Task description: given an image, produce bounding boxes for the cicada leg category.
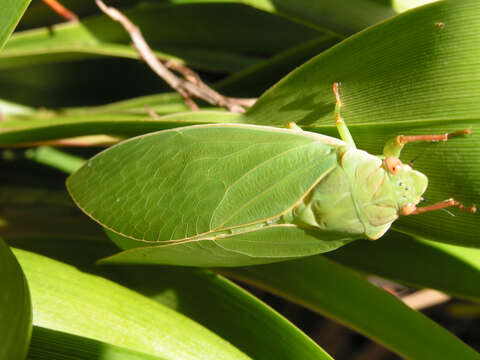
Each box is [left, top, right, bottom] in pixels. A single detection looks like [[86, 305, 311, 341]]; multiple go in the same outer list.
[[333, 82, 356, 148], [286, 122, 303, 131], [42, 0, 78, 20], [402, 198, 477, 215], [383, 129, 472, 158]]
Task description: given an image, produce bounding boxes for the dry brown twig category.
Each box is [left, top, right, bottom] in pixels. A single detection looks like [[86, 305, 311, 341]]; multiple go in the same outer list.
[[4, 135, 122, 148], [96, 0, 257, 113], [401, 289, 451, 311], [368, 276, 451, 310], [42, 0, 78, 21]]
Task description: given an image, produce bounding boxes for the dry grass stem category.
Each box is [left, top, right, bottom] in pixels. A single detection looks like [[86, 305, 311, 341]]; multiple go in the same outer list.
[[401, 289, 451, 310], [5, 135, 121, 148], [96, 0, 257, 113]]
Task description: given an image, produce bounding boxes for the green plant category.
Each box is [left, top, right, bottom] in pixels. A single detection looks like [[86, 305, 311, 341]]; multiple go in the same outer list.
[[1, 0, 480, 359]]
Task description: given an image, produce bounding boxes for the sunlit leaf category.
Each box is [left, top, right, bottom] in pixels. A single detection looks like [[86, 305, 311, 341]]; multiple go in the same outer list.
[[28, 326, 168, 360], [2, 3, 321, 72], [0, 238, 31, 360], [220, 256, 480, 360], [13, 248, 250, 360], [0, 0, 31, 49]]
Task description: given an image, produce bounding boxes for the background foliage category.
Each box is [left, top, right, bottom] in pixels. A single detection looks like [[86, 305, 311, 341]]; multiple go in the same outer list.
[[1, 0, 480, 359]]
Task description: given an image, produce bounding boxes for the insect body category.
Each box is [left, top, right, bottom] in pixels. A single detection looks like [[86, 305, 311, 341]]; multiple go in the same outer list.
[[288, 83, 475, 240], [67, 83, 476, 266], [290, 144, 427, 240]]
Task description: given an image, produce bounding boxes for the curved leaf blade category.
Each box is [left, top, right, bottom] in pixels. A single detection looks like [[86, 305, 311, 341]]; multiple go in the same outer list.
[[0, 0, 31, 49], [2, 3, 321, 72], [168, 0, 396, 35], [4, 191, 333, 360], [246, 0, 480, 127], [220, 256, 480, 360], [29, 326, 168, 360], [0, 111, 244, 145], [13, 248, 250, 360], [111, 266, 334, 360], [8, 233, 333, 360], [0, 238, 31, 360], [327, 231, 480, 302]]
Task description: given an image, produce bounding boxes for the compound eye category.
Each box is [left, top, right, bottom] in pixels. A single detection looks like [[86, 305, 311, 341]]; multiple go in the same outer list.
[[385, 157, 402, 174], [401, 203, 416, 215]]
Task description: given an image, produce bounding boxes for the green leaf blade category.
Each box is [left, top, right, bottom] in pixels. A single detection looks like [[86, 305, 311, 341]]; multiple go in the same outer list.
[[0, 238, 32, 360], [14, 248, 250, 360], [29, 326, 169, 360], [7, 231, 333, 360], [327, 232, 480, 302], [0, 0, 31, 49], [1, 3, 321, 72], [168, 0, 396, 35], [246, 1, 480, 127], [131, 267, 334, 360], [221, 256, 480, 360], [0, 111, 245, 145]]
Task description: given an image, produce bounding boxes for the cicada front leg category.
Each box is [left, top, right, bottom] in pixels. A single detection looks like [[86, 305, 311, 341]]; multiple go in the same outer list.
[[286, 122, 303, 131], [332, 82, 356, 148]]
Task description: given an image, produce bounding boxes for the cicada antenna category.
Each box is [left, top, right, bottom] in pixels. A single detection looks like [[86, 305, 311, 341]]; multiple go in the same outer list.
[[409, 153, 424, 167]]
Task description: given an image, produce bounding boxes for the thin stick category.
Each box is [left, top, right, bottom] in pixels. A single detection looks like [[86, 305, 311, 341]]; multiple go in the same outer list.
[[5, 135, 121, 148], [145, 106, 160, 119], [42, 0, 78, 21], [401, 289, 451, 310], [96, 0, 256, 113]]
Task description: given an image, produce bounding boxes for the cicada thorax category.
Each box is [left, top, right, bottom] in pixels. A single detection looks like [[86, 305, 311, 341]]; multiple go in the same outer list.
[[341, 149, 400, 239], [292, 147, 401, 240]]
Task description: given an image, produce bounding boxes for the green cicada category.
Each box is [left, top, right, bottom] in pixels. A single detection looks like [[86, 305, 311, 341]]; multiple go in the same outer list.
[[67, 83, 476, 267]]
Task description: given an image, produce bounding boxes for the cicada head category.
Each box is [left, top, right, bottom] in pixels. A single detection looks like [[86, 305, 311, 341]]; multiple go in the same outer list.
[[384, 157, 428, 214]]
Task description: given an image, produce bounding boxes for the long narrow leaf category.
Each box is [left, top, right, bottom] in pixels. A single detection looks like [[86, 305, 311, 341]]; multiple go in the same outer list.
[[7, 232, 333, 359], [0, 111, 244, 144], [220, 256, 480, 360], [2, 3, 321, 72], [28, 326, 168, 360], [2, 180, 333, 360], [13, 248, 250, 360], [104, 265, 334, 360], [0, 238, 31, 360], [168, 0, 396, 35], [327, 232, 480, 302], [0, 0, 32, 49], [217, 35, 341, 97]]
